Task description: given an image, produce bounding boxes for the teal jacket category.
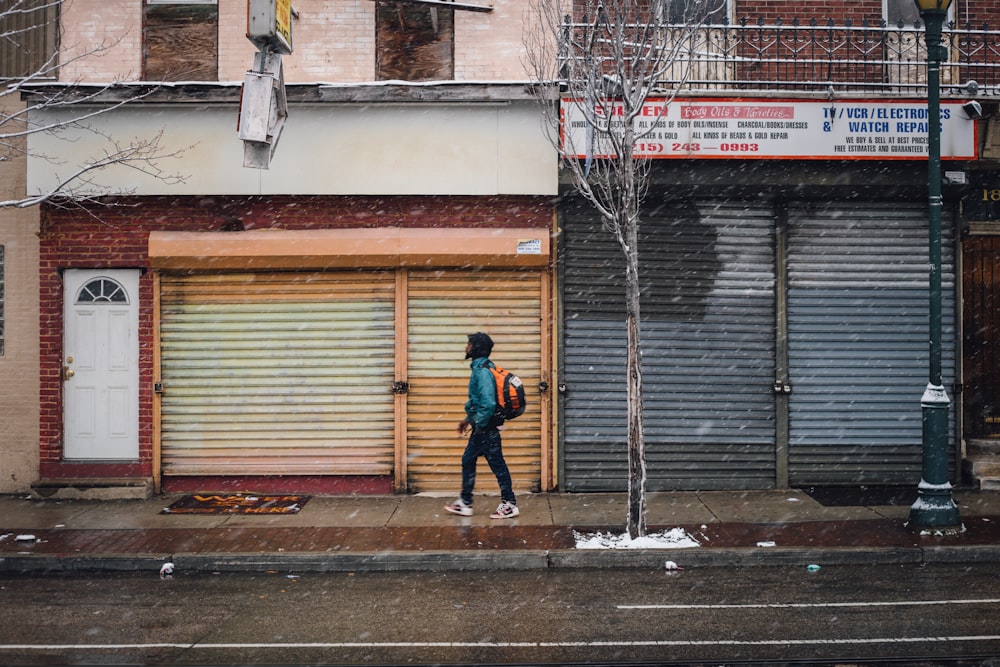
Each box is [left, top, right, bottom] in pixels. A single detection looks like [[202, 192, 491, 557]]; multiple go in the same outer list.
[[465, 357, 498, 431]]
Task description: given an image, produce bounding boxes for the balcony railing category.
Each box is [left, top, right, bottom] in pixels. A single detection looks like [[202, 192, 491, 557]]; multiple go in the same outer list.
[[561, 18, 1000, 98]]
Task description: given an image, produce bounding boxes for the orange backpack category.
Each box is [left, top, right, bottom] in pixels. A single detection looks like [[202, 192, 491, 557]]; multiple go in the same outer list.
[[488, 363, 526, 422]]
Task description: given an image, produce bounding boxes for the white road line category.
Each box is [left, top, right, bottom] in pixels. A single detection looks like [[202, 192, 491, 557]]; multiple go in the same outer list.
[[2, 636, 1000, 650], [618, 598, 1000, 610]]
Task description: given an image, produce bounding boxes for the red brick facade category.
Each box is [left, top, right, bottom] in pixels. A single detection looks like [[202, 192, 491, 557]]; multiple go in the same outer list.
[[735, 1, 882, 24], [733, 0, 1000, 25], [38, 195, 553, 481]]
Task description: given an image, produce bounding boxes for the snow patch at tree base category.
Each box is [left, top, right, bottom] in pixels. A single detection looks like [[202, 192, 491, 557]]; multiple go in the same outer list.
[[573, 528, 701, 549]]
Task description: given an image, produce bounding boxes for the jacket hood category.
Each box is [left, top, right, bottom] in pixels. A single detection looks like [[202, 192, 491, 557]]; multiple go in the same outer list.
[[466, 332, 494, 359]]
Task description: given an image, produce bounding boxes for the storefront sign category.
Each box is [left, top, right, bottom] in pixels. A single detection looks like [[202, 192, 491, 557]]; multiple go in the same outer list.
[[561, 98, 978, 160]]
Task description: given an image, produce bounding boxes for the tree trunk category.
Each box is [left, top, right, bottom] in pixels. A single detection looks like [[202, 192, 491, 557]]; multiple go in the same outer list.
[[624, 215, 646, 539]]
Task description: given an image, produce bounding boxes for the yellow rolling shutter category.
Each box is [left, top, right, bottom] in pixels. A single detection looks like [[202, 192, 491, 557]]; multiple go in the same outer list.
[[405, 270, 543, 493], [159, 272, 396, 476]]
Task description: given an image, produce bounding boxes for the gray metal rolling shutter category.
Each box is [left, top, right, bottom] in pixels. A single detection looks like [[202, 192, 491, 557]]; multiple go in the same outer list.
[[405, 270, 544, 493], [786, 202, 957, 484], [561, 200, 777, 491], [159, 272, 396, 476]]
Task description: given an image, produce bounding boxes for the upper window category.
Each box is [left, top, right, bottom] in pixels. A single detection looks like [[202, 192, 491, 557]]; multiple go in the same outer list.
[[143, 0, 218, 80], [886, 0, 920, 24], [0, 0, 59, 80], [885, 0, 953, 25], [376, 1, 454, 81], [659, 0, 730, 24], [76, 278, 129, 304]]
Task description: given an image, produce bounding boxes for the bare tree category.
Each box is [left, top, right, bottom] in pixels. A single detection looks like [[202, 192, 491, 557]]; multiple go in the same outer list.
[[1, 0, 185, 209], [525, 0, 719, 538]]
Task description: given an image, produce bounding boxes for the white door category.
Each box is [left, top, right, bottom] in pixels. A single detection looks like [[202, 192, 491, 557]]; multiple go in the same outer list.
[[63, 269, 140, 459]]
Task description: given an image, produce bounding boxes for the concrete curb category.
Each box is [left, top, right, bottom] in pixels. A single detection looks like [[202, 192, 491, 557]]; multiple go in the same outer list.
[[0, 551, 553, 575], [921, 544, 1000, 563], [172, 550, 553, 572], [4, 544, 997, 574], [0, 554, 171, 574], [545, 546, 926, 569]]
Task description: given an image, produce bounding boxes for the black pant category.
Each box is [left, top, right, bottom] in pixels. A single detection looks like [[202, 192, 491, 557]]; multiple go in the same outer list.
[[460, 427, 515, 506]]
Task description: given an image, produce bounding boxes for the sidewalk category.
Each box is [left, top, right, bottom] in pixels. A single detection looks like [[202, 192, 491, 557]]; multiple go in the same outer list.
[[1, 489, 998, 574]]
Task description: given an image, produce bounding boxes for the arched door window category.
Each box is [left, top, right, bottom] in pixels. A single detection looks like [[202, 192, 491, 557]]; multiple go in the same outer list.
[[75, 277, 129, 304]]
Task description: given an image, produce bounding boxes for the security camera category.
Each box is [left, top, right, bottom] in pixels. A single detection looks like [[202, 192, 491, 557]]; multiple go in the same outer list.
[[962, 100, 983, 120]]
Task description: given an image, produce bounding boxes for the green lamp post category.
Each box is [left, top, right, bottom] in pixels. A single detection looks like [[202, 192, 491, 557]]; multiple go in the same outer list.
[[908, 0, 962, 532]]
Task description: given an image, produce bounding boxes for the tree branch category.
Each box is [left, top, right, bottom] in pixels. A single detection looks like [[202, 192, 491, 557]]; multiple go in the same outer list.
[[1, 1, 189, 209]]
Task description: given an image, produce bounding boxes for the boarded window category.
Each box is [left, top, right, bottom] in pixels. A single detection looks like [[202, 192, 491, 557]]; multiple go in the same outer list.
[[376, 1, 454, 81], [0, 0, 59, 80], [144, 1, 218, 81]]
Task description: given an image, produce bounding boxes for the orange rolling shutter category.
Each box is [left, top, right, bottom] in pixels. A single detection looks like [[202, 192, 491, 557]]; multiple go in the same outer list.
[[405, 270, 544, 493], [159, 272, 396, 476]]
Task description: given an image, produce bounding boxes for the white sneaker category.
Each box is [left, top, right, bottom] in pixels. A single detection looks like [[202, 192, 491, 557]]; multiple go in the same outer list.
[[444, 498, 473, 516], [490, 501, 519, 519]]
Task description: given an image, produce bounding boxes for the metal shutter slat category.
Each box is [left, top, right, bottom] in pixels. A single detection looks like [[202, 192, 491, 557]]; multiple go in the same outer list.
[[406, 270, 543, 493], [160, 272, 396, 476], [786, 203, 957, 484], [562, 201, 777, 491]]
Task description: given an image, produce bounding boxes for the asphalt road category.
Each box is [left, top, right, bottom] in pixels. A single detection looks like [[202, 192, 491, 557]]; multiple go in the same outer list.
[[1, 564, 999, 666]]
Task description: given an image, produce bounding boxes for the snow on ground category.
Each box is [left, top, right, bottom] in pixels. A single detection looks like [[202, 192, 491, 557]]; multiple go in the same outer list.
[[574, 527, 700, 549]]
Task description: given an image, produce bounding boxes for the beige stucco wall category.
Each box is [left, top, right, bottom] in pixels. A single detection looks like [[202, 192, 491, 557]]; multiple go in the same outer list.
[[0, 96, 40, 494], [27, 100, 558, 197]]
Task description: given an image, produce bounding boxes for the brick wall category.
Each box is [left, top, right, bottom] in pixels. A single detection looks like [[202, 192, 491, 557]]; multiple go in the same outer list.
[[58, 0, 141, 82], [38, 195, 552, 478], [218, 0, 378, 83], [455, 1, 532, 80], [961, 1, 1000, 26], [63, 0, 528, 84], [56, 1, 1000, 85], [734, 1, 883, 24], [734, 0, 1000, 25]]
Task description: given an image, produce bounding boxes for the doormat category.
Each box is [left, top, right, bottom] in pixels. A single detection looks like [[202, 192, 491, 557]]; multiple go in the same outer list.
[[161, 494, 311, 515], [803, 486, 917, 507]]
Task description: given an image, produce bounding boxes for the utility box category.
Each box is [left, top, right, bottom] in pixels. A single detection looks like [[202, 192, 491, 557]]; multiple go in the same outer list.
[[247, 0, 293, 54]]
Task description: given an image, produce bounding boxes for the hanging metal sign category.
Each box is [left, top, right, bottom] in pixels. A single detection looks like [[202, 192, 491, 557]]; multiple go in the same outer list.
[[246, 0, 293, 54], [238, 51, 288, 169]]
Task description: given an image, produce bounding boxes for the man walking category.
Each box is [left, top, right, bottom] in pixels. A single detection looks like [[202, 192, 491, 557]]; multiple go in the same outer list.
[[444, 332, 519, 519]]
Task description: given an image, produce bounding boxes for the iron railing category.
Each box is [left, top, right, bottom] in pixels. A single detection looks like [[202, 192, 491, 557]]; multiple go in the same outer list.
[[561, 18, 1000, 98]]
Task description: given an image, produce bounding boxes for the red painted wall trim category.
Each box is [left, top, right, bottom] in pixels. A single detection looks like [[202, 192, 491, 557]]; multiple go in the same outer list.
[[160, 476, 395, 496]]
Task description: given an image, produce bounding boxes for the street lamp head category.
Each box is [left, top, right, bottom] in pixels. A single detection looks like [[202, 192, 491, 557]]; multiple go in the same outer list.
[[914, 0, 952, 58], [913, 0, 952, 12], [962, 100, 983, 119]]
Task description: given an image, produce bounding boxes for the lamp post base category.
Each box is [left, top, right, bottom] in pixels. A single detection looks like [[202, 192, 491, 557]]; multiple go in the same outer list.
[[908, 482, 962, 533], [908, 388, 962, 533]]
